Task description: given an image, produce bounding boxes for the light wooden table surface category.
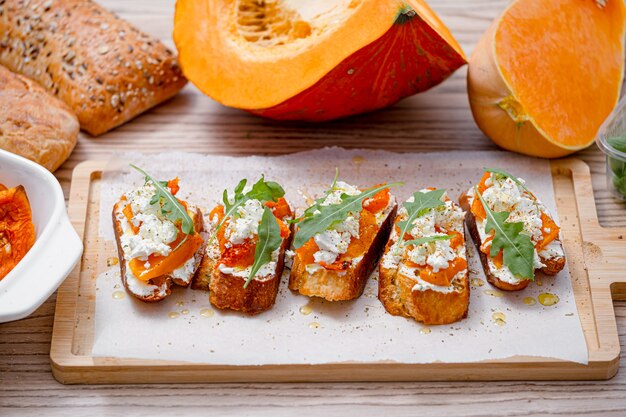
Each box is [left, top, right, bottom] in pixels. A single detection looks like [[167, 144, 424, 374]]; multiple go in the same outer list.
[[1, 1, 626, 416]]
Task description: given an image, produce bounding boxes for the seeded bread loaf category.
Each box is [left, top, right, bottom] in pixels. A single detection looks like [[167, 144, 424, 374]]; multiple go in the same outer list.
[[0, 0, 187, 136], [0, 64, 78, 171]]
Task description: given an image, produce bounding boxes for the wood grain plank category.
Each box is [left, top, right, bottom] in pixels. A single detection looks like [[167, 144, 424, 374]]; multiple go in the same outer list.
[[1, 0, 625, 414]]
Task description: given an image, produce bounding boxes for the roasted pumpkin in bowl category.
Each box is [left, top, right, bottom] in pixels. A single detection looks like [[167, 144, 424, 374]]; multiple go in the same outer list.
[[0, 149, 82, 323], [0, 184, 36, 281]]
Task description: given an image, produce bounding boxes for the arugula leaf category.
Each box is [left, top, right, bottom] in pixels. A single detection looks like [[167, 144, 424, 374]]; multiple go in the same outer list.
[[223, 179, 247, 212], [244, 207, 283, 288], [130, 165, 195, 235], [247, 176, 285, 203], [396, 189, 446, 245], [476, 188, 535, 280], [289, 168, 341, 224], [330, 168, 340, 189], [210, 176, 284, 245], [608, 135, 626, 153], [293, 182, 402, 249], [404, 234, 452, 247]]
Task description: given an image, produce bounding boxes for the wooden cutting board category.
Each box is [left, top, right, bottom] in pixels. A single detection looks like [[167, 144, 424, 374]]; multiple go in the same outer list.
[[50, 158, 626, 384]]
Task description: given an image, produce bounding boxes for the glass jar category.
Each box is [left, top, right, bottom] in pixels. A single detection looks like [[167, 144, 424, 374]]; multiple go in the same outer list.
[[596, 96, 626, 201]]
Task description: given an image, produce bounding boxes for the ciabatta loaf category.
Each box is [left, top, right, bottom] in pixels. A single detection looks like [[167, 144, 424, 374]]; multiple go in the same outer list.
[[193, 192, 294, 315], [379, 190, 469, 325], [0, 64, 78, 171], [459, 171, 566, 291], [289, 181, 397, 301], [113, 177, 205, 302], [0, 0, 187, 136]]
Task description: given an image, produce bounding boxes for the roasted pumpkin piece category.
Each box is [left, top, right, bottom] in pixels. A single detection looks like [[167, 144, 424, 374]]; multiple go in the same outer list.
[[0, 185, 36, 280]]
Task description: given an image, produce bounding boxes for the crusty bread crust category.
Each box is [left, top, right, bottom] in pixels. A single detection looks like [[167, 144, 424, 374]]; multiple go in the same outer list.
[[112, 202, 204, 302], [0, 0, 187, 136], [0, 65, 78, 172], [542, 256, 566, 276], [289, 205, 397, 301], [379, 265, 469, 325], [459, 191, 565, 291], [192, 226, 293, 315]]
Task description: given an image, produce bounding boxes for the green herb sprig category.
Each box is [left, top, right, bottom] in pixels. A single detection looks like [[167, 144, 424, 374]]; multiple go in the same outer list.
[[244, 207, 283, 288], [210, 176, 285, 245], [292, 180, 402, 249], [211, 176, 286, 288], [476, 187, 535, 280], [404, 234, 452, 247], [130, 165, 195, 235], [396, 189, 446, 246], [607, 136, 626, 197]]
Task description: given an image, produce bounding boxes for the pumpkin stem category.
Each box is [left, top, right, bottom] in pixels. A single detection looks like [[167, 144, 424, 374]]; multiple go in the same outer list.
[[395, 7, 416, 25]]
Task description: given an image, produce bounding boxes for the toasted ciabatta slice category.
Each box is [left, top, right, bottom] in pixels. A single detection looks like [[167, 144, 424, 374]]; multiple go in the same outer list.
[[379, 189, 469, 325], [289, 181, 397, 301], [192, 178, 293, 315], [112, 173, 205, 302], [459, 170, 566, 291]]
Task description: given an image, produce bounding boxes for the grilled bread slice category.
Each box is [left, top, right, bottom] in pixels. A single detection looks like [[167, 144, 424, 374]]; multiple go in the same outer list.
[[289, 181, 397, 301], [192, 195, 294, 315], [112, 177, 205, 302], [459, 171, 566, 291], [379, 190, 469, 325]]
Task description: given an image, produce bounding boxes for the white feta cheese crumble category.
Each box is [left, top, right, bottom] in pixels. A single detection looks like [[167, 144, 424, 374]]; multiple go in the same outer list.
[[314, 228, 351, 253], [313, 250, 339, 265], [224, 198, 264, 245], [118, 182, 180, 261], [307, 181, 365, 267], [539, 240, 565, 260], [382, 190, 467, 293], [470, 172, 564, 282], [320, 181, 361, 207]]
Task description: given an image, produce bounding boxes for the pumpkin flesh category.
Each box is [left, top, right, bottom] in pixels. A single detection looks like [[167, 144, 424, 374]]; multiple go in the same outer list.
[[468, 0, 626, 158], [0, 185, 36, 280], [174, 0, 466, 119]]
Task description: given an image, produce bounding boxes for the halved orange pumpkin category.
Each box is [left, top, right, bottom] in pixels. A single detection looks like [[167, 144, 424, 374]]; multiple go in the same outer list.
[[174, 0, 466, 121], [468, 0, 626, 158]]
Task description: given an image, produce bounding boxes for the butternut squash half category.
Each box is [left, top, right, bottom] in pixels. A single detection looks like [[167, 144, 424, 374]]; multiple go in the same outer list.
[[468, 0, 626, 158], [174, 0, 466, 121]]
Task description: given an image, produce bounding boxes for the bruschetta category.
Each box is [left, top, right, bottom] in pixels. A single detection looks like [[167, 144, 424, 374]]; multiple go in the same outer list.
[[112, 167, 205, 302], [289, 179, 398, 301], [192, 177, 293, 315], [379, 189, 469, 325], [459, 170, 566, 291]]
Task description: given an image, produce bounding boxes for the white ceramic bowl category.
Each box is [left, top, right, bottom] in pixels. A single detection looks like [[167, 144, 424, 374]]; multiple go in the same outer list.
[[0, 150, 82, 323]]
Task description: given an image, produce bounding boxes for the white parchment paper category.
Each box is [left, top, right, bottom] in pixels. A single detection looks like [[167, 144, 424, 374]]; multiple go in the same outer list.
[[92, 148, 588, 364]]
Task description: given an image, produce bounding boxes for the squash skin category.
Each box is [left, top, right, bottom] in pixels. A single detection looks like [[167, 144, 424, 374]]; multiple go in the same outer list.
[[0, 185, 36, 281], [251, 12, 467, 121], [468, 0, 626, 158], [174, 0, 466, 120]]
